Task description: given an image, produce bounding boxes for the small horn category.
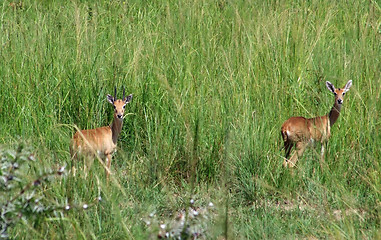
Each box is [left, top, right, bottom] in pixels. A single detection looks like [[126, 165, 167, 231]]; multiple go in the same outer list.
[[114, 87, 117, 101], [123, 87, 125, 101]]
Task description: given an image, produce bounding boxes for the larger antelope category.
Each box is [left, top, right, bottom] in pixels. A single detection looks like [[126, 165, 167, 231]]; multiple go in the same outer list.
[[70, 87, 133, 179], [281, 80, 352, 167]]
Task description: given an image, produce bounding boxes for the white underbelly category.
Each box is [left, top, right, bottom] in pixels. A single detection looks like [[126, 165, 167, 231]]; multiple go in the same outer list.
[[308, 138, 316, 147], [76, 146, 115, 159]]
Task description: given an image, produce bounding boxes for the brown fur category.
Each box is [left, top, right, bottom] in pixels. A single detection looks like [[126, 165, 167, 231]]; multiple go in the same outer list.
[[281, 80, 352, 167], [71, 91, 132, 180]]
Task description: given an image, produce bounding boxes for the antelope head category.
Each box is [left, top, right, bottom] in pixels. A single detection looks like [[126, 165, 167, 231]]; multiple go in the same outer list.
[[326, 80, 352, 106], [107, 87, 133, 120]]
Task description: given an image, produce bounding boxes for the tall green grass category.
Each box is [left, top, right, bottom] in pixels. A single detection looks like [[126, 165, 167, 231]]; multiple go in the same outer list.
[[1, 0, 380, 238]]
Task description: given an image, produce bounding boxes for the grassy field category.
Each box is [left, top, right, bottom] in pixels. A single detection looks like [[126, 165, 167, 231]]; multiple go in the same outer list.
[[0, 0, 380, 239]]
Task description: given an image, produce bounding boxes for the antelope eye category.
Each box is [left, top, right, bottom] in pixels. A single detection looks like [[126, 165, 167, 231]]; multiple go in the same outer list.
[[342, 92, 346, 95], [334, 92, 337, 95], [114, 106, 116, 109], [123, 105, 126, 109]]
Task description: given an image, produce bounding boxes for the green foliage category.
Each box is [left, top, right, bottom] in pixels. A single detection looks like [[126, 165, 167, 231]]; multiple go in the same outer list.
[[0, 0, 380, 238], [0, 143, 67, 239]]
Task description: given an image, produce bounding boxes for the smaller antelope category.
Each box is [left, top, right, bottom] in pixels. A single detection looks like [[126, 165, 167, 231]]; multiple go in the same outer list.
[[281, 80, 352, 167], [71, 87, 133, 179]]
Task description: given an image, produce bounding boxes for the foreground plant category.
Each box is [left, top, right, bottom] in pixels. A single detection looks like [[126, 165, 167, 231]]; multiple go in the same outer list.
[[0, 143, 99, 239], [144, 199, 216, 239]]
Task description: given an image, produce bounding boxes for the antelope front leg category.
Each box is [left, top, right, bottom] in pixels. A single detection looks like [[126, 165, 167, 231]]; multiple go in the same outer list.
[[320, 143, 325, 161], [71, 151, 78, 177], [320, 141, 327, 168], [105, 153, 112, 181]]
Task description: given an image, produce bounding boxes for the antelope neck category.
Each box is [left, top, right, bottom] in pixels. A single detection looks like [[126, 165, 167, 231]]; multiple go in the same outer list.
[[328, 102, 342, 127], [110, 115, 123, 144]]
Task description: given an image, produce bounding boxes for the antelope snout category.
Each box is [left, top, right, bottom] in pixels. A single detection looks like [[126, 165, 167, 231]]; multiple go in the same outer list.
[[117, 114, 123, 119], [337, 99, 343, 104]]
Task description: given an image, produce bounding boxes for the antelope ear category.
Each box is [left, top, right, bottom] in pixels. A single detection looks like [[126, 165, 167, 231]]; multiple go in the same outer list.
[[344, 80, 352, 92], [124, 94, 133, 103], [326, 81, 336, 94], [107, 94, 114, 104]]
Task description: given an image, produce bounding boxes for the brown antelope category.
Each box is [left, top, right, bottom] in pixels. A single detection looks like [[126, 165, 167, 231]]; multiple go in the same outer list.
[[70, 87, 133, 179], [281, 80, 352, 168]]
